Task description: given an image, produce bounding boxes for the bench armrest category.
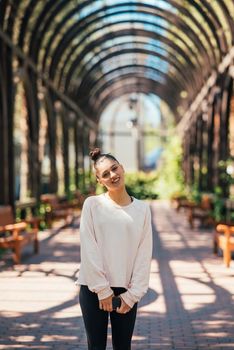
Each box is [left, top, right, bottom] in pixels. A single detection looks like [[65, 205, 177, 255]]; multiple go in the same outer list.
[[216, 224, 234, 237], [0, 221, 27, 231]]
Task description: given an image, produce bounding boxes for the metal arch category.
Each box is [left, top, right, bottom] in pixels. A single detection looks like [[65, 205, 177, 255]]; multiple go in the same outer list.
[[169, 0, 222, 57], [38, 2, 218, 100], [0, 1, 97, 130], [195, 0, 228, 53], [2, 0, 233, 122], [88, 80, 181, 115], [88, 81, 178, 117], [66, 47, 197, 99], [79, 63, 185, 98], [40, 5, 89, 71], [28, 0, 87, 66], [188, 0, 227, 54], [47, 10, 211, 82], [69, 0, 230, 117], [63, 39, 199, 93], [62, 29, 201, 95], [28, 0, 77, 64], [33, 1, 92, 70], [11, 0, 230, 130], [97, 87, 177, 124], [93, 87, 178, 123], [64, 33, 201, 114], [2, 0, 19, 35], [28, 0, 67, 61], [96, 87, 176, 124], [76, 66, 184, 111], [23, 0, 95, 65], [48, 24, 203, 86], [12, 0, 227, 117], [89, 77, 180, 122], [75, 54, 190, 102], [17, 0, 38, 49], [83, 75, 183, 113], [37, 1, 219, 77], [0, 0, 8, 27], [217, 0, 234, 41], [62, 26, 202, 102], [17, 0, 75, 50], [9, 0, 229, 78]]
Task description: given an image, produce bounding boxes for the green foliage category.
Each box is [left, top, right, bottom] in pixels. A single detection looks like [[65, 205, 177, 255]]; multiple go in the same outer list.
[[125, 172, 158, 199], [218, 159, 233, 195], [0, 248, 6, 258], [95, 134, 185, 200], [69, 170, 96, 195], [95, 182, 104, 195], [212, 186, 226, 222], [190, 184, 202, 204], [95, 172, 158, 199], [155, 134, 185, 199]]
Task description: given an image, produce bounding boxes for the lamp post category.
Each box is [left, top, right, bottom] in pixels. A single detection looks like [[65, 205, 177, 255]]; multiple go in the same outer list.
[[77, 118, 86, 189], [127, 94, 142, 171]]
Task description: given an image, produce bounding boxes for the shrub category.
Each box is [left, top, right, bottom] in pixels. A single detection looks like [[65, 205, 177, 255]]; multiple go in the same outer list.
[[95, 171, 158, 199], [125, 172, 158, 199], [155, 135, 185, 199]]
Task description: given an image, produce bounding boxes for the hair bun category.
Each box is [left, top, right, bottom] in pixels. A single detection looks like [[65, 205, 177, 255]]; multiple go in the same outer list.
[[89, 148, 102, 161]]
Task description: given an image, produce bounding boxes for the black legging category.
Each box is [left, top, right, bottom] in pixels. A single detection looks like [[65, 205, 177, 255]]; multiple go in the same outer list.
[[79, 285, 137, 350]]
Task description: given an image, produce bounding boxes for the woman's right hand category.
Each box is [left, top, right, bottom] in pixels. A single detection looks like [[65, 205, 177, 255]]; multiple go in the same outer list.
[[116, 297, 131, 314], [99, 294, 113, 312]]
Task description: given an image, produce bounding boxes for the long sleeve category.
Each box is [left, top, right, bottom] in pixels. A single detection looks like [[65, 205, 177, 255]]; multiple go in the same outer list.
[[121, 205, 153, 308], [77, 194, 152, 304], [78, 199, 113, 300]]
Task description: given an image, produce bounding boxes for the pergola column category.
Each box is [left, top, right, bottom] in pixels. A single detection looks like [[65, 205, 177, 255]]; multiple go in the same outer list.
[[61, 107, 70, 196], [196, 115, 204, 191], [206, 102, 214, 192], [212, 91, 222, 188], [45, 90, 58, 194], [74, 118, 79, 190], [24, 70, 41, 202], [219, 76, 233, 196], [0, 43, 15, 207]]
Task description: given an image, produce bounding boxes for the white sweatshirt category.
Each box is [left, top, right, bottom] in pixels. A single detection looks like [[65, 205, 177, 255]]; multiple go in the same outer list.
[[77, 193, 152, 308]]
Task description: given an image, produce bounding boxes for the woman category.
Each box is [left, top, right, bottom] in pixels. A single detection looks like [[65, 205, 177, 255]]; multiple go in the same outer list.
[[77, 148, 152, 350]]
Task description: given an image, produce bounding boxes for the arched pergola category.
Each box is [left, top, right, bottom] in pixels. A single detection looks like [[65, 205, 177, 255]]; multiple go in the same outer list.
[[0, 0, 234, 206]]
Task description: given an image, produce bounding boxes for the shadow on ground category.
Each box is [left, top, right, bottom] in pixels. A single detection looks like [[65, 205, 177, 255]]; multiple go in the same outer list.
[[0, 202, 234, 349]]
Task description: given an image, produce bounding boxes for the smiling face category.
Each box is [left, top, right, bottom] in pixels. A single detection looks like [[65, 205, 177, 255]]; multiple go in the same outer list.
[[95, 157, 125, 192]]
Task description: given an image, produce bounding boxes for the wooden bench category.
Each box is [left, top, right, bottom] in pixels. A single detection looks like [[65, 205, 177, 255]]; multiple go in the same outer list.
[[70, 190, 86, 210], [0, 205, 39, 264], [16, 198, 43, 230], [171, 195, 191, 212], [214, 223, 234, 267], [69, 187, 96, 210], [187, 195, 214, 229], [40, 194, 74, 228]]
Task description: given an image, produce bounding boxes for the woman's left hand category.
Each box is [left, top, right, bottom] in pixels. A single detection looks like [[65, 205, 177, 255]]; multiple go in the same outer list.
[[116, 297, 131, 314], [99, 294, 113, 312]]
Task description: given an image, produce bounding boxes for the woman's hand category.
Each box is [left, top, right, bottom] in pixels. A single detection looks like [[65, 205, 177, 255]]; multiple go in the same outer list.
[[99, 294, 113, 312], [116, 297, 131, 314]]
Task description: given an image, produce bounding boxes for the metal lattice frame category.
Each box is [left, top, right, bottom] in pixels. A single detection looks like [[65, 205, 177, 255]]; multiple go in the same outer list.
[[2, 0, 233, 120], [0, 0, 234, 205]]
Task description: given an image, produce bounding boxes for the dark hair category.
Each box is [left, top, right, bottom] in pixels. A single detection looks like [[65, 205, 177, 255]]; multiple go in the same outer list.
[[89, 148, 118, 165]]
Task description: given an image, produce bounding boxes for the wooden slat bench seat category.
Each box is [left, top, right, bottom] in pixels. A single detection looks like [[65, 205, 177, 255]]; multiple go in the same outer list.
[[0, 206, 39, 264]]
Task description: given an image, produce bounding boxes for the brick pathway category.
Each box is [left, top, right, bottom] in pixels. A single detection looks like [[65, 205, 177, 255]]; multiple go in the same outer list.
[[0, 201, 234, 349]]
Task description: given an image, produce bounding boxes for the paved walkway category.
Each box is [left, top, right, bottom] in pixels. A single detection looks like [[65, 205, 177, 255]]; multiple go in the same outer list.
[[0, 200, 234, 350]]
